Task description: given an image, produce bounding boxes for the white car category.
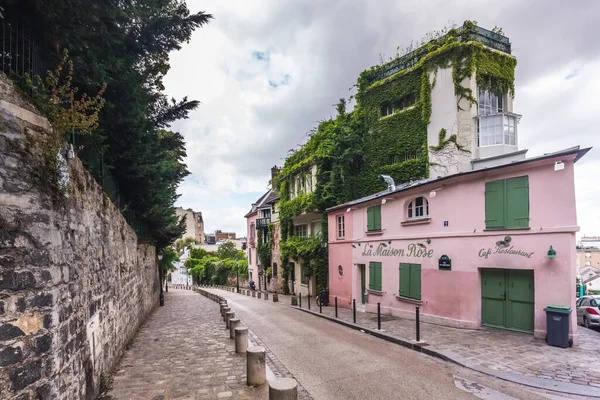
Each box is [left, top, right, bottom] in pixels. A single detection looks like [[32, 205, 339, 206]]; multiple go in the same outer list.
[[576, 295, 600, 328]]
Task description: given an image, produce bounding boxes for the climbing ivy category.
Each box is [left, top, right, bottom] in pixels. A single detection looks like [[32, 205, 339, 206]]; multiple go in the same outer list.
[[276, 21, 516, 294]]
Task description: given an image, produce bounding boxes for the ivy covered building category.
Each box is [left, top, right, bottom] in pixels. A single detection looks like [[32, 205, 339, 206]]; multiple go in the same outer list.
[[272, 21, 522, 297]]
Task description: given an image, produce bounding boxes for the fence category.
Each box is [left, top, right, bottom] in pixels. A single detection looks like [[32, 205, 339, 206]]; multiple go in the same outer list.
[[0, 5, 46, 78]]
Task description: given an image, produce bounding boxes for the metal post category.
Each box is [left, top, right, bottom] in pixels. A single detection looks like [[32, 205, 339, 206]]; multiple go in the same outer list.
[[159, 270, 164, 307], [236, 260, 240, 293], [319, 298, 322, 314], [416, 306, 421, 342], [353, 299, 356, 323], [307, 294, 310, 310], [298, 293, 301, 308], [377, 303, 381, 330], [335, 297, 338, 318], [165, 281, 168, 292]]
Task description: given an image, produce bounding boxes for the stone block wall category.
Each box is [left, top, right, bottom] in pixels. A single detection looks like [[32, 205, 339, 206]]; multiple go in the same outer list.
[[0, 74, 159, 399]]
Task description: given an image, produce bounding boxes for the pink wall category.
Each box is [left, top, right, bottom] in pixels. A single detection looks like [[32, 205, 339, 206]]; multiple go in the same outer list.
[[327, 155, 580, 342], [246, 213, 258, 283], [328, 212, 354, 308]]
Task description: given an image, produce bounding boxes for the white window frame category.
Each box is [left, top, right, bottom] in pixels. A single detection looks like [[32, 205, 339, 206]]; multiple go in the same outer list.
[[407, 197, 429, 219], [478, 88, 504, 116], [337, 215, 345, 239], [310, 220, 321, 237], [294, 223, 308, 237]]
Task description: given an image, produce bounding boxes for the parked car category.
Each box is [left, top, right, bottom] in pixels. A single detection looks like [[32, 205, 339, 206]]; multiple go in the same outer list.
[[576, 295, 600, 328]]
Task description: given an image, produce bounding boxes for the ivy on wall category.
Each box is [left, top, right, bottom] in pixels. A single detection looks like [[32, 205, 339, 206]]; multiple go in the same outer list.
[[276, 21, 516, 294]]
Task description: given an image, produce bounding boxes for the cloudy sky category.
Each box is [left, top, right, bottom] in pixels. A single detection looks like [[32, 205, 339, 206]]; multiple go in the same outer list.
[[164, 0, 599, 239]]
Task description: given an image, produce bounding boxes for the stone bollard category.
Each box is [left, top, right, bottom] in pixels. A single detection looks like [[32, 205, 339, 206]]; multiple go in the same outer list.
[[269, 378, 298, 400], [258, 292, 262, 299], [222, 307, 231, 322], [235, 327, 248, 354], [247, 291, 251, 296], [229, 318, 241, 339], [246, 346, 266, 386], [264, 293, 269, 301], [225, 311, 235, 328], [252, 291, 256, 298], [272, 294, 278, 302], [291, 296, 297, 306], [220, 303, 227, 317]]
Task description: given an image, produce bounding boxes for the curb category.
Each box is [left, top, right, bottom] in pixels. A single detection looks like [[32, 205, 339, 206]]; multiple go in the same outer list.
[[289, 305, 600, 398]]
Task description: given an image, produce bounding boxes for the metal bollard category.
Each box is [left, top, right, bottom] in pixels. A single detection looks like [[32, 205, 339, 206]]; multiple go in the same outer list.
[[307, 294, 310, 310], [377, 303, 381, 330], [225, 311, 235, 329], [222, 307, 231, 322], [235, 327, 248, 354], [272, 294, 278, 302], [353, 299, 356, 323], [298, 294, 301, 308], [335, 297, 338, 318], [229, 318, 240, 339], [416, 306, 421, 342], [269, 377, 298, 400], [320, 298, 322, 314], [246, 346, 266, 386]]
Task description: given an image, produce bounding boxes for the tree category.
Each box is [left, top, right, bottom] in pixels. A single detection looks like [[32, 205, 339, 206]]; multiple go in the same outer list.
[[175, 237, 199, 253], [8, 1, 213, 248], [217, 241, 239, 260]]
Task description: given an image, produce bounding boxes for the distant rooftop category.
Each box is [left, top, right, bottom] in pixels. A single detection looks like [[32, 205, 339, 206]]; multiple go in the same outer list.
[[365, 22, 511, 86]]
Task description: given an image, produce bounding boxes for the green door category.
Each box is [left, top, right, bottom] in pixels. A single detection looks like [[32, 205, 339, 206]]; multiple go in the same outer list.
[[481, 269, 534, 333], [359, 264, 366, 304]]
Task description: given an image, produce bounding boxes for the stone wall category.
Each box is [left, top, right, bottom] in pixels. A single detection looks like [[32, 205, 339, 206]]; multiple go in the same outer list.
[[0, 74, 159, 399], [266, 221, 283, 293]]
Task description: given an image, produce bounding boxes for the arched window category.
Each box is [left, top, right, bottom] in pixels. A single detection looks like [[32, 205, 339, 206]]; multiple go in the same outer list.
[[408, 197, 429, 219]]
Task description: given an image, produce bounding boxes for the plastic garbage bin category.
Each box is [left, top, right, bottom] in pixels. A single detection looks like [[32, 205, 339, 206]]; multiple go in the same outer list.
[[544, 306, 572, 348]]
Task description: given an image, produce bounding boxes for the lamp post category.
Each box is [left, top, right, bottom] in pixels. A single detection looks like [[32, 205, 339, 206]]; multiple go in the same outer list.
[[158, 252, 164, 307], [236, 259, 240, 293]]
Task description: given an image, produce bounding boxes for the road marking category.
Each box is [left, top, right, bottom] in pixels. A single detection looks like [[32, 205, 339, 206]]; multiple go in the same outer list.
[[454, 376, 518, 400]]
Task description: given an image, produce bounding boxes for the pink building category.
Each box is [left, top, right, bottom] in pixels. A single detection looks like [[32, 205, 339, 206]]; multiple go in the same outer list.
[[327, 147, 590, 344]]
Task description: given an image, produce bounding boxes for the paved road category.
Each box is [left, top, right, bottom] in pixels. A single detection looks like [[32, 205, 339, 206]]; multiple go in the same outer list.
[[212, 290, 473, 400]]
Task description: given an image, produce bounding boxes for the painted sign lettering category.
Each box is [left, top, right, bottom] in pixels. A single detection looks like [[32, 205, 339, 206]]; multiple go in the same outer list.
[[361, 243, 434, 258], [478, 246, 534, 259]]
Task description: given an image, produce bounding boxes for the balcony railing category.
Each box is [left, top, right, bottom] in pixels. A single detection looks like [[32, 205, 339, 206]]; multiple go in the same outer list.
[[476, 112, 520, 148], [256, 217, 271, 229], [365, 23, 511, 86]]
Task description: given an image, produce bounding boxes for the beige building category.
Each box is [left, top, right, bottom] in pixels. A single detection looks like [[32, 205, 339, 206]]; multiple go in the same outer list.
[[577, 248, 600, 272], [175, 207, 205, 243]]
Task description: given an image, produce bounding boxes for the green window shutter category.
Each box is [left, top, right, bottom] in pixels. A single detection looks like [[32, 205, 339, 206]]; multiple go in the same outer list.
[[505, 176, 529, 229], [373, 205, 382, 230], [485, 179, 505, 229], [399, 263, 410, 297], [409, 264, 422, 300], [374, 262, 382, 291], [367, 207, 374, 231], [369, 262, 376, 290]]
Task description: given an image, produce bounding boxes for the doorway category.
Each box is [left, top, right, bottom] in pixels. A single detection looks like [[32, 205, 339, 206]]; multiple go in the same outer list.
[[481, 269, 534, 333], [359, 264, 366, 304]]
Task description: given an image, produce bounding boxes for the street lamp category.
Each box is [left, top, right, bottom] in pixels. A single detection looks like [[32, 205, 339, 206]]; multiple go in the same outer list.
[[158, 252, 164, 307], [236, 259, 240, 293]]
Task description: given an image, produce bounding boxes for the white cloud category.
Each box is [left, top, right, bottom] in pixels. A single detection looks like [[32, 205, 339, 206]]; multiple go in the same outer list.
[[165, 0, 600, 238]]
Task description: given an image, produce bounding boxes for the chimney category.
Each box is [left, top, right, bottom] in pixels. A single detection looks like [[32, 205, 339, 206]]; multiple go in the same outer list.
[[271, 165, 282, 182], [379, 174, 396, 191]]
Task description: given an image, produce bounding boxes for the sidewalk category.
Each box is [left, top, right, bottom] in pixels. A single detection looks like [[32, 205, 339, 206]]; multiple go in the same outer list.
[[105, 289, 267, 400], [282, 293, 600, 392]]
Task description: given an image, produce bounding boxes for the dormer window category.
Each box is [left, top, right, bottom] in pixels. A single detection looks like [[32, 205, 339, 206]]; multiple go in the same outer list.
[[407, 197, 428, 219]]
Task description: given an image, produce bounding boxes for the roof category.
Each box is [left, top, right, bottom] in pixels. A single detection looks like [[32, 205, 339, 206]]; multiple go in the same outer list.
[[327, 146, 591, 213], [244, 189, 279, 218]]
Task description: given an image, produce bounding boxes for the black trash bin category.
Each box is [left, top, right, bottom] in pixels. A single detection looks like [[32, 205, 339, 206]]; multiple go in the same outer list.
[[544, 306, 572, 348]]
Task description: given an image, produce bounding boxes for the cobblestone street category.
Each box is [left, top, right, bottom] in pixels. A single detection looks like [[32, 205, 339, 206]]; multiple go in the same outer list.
[[106, 289, 270, 400]]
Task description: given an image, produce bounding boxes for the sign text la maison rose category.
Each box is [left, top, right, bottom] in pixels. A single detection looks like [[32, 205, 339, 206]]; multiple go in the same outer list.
[[361, 243, 434, 258]]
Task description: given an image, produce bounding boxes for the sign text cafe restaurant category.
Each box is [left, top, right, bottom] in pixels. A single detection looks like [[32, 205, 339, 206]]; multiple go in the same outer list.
[[326, 147, 589, 344]]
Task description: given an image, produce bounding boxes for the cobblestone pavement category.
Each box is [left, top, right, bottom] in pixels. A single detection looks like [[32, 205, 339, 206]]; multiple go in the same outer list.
[[279, 292, 600, 388], [106, 289, 290, 400]]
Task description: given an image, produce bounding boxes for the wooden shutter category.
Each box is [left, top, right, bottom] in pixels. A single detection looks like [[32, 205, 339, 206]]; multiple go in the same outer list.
[[399, 263, 410, 297], [367, 207, 374, 231], [485, 180, 505, 229], [374, 262, 382, 291], [373, 205, 382, 230], [409, 264, 422, 300], [505, 176, 529, 229], [369, 262, 376, 290]]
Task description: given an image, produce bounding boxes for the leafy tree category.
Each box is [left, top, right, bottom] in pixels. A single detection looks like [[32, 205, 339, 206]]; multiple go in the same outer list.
[[217, 241, 239, 260], [175, 237, 199, 253], [7, 1, 213, 248]]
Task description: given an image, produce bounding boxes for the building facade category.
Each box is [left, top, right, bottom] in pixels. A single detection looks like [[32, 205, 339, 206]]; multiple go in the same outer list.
[[175, 207, 205, 243], [327, 147, 589, 344], [215, 231, 237, 241], [170, 247, 193, 287]]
